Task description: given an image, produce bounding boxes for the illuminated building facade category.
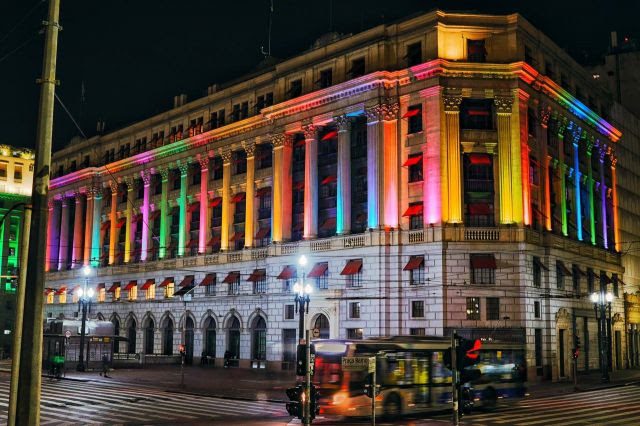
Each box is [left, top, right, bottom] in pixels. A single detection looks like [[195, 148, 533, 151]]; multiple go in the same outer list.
[[0, 145, 34, 357], [44, 11, 627, 380]]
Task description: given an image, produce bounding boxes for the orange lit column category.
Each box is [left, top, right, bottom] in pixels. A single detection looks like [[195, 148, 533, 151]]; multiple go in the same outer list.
[[518, 90, 531, 226], [382, 104, 399, 228], [108, 182, 118, 264], [140, 170, 151, 261], [303, 124, 318, 239], [46, 198, 60, 271], [198, 155, 210, 254], [335, 115, 351, 234], [272, 133, 293, 242], [421, 87, 442, 225], [124, 177, 133, 263], [244, 141, 256, 248], [220, 149, 232, 251], [442, 95, 462, 224], [57, 195, 70, 270], [71, 190, 84, 268], [83, 187, 94, 266], [611, 154, 620, 252], [539, 107, 552, 231]]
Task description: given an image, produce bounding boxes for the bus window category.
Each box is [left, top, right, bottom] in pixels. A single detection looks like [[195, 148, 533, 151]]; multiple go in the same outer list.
[[431, 351, 452, 384]]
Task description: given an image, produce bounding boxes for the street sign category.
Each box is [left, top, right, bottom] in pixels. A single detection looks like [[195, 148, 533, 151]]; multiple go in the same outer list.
[[65, 330, 71, 338], [342, 356, 375, 372], [312, 328, 320, 338]]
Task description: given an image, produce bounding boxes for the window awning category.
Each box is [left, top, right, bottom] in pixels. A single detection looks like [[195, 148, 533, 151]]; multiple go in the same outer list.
[[247, 269, 266, 282], [402, 155, 422, 167], [179, 276, 194, 288], [141, 279, 154, 290], [321, 175, 337, 185], [222, 272, 240, 284], [44, 288, 54, 295], [199, 274, 215, 286], [208, 236, 221, 246], [158, 278, 173, 288], [124, 281, 137, 291], [404, 256, 424, 271], [255, 227, 271, 239], [116, 217, 127, 228], [186, 239, 198, 248], [469, 154, 492, 165], [174, 285, 195, 297], [402, 108, 421, 118], [55, 286, 67, 295], [533, 257, 549, 271], [573, 265, 587, 276], [340, 259, 362, 276], [321, 130, 338, 141], [468, 203, 492, 215], [150, 210, 161, 220], [307, 262, 329, 278], [277, 265, 297, 280], [403, 204, 423, 217], [230, 232, 245, 242], [471, 255, 497, 269], [188, 202, 200, 212], [100, 221, 111, 231], [256, 187, 271, 197], [231, 192, 246, 203], [557, 261, 573, 277], [107, 283, 120, 293], [209, 197, 222, 207], [320, 217, 336, 230]]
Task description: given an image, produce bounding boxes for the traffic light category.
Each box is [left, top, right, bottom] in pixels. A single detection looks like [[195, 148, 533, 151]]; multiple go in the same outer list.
[[309, 384, 320, 419], [444, 336, 482, 371], [363, 377, 381, 398], [285, 385, 304, 419], [296, 343, 316, 376], [179, 344, 186, 356]]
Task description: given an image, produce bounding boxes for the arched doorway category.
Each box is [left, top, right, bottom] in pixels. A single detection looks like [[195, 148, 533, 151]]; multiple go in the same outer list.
[[144, 318, 155, 355], [163, 318, 174, 356], [227, 317, 241, 367], [127, 319, 137, 354], [112, 318, 120, 353], [314, 314, 330, 338], [252, 317, 267, 364], [204, 317, 216, 359], [184, 317, 194, 365]]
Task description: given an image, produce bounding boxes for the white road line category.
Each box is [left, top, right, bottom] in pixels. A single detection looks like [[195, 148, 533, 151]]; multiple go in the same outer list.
[[560, 406, 640, 425]]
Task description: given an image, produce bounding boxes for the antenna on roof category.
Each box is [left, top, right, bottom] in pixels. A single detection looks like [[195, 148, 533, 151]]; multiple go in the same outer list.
[[260, 0, 274, 58]]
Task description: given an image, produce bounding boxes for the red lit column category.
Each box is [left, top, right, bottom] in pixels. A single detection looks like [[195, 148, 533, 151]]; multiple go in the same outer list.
[[303, 123, 318, 239]]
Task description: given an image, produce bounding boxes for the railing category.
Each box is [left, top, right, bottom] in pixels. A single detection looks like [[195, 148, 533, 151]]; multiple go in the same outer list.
[[251, 248, 267, 260], [464, 228, 500, 241], [408, 229, 425, 244], [310, 240, 332, 252], [204, 254, 219, 265], [343, 234, 366, 248], [280, 243, 298, 255]]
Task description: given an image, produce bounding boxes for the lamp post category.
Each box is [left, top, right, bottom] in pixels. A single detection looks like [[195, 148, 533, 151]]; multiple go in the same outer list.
[[293, 255, 313, 426], [294, 255, 312, 340], [76, 265, 94, 372], [590, 290, 613, 383]]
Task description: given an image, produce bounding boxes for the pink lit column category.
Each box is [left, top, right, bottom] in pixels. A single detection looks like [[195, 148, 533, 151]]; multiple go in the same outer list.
[[303, 124, 318, 239], [83, 187, 94, 266], [140, 170, 151, 261], [108, 182, 118, 264], [46, 199, 60, 271], [198, 155, 210, 254], [421, 88, 442, 225], [71, 191, 85, 268], [57, 195, 70, 270]]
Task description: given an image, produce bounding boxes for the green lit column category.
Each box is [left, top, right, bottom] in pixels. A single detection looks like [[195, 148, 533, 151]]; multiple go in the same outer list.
[[177, 162, 189, 257], [159, 168, 169, 259], [557, 119, 568, 237], [586, 136, 596, 245]]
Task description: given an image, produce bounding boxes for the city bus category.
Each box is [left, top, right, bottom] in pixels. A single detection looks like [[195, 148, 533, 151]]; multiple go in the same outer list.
[[312, 336, 526, 418]]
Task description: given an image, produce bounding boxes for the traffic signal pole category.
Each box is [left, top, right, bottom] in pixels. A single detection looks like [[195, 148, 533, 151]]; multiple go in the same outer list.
[[451, 331, 459, 426], [304, 329, 311, 426]]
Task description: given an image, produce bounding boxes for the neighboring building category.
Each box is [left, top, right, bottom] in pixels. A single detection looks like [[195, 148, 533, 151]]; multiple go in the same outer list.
[[45, 10, 627, 381], [0, 145, 34, 357]]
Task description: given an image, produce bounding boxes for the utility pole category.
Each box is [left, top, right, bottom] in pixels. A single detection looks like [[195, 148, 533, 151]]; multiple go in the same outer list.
[[14, 0, 61, 424], [304, 329, 311, 426]]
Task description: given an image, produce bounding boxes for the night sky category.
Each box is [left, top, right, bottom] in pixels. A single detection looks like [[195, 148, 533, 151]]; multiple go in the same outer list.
[[0, 0, 636, 152]]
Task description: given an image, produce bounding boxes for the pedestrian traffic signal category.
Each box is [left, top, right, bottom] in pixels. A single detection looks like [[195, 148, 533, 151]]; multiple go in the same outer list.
[[574, 335, 581, 350], [285, 385, 304, 419], [296, 343, 316, 376], [179, 344, 186, 356], [444, 336, 482, 371]]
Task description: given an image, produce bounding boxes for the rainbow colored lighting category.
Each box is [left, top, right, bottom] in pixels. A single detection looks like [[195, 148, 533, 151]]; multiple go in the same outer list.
[[573, 143, 582, 241]]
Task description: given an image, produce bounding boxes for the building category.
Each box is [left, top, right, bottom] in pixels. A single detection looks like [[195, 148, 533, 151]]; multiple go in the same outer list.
[[0, 145, 34, 357], [44, 10, 628, 381]]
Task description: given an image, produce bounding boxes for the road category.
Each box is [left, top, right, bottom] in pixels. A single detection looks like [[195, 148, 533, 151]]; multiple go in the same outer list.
[[0, 375, 289, 425]]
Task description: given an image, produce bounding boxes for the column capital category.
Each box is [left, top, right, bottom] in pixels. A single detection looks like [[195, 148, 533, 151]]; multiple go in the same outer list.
[[539, 106, 552, 129], [220, 148, 233, 164], [198, 154, 210, 171], [177, 160, 189, 176], [302, 122, 318, 140], [158, 167, 170, 181], [555, 116, 568, 137], [109, 181, 119, 194], [123, 176, 135, 191], [141, 169, 152, 186], [598, 143, 608, 163], [334, 114, 351, 132], [48, 199, 55, 210], [242, 140, 256, 158], [586, 135, 595, 155], [73, 189, 82, 201], [365, 102, 399, 122], [494, 96, 514, 114], [271, 133, 292, 148], [442, 95, 463, 112]]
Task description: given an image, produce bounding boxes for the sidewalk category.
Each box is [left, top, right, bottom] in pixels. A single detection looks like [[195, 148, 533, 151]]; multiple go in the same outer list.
[[525, 368, 640, 397]]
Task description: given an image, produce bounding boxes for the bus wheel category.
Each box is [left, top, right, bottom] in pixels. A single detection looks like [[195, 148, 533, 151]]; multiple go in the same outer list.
[[482, 388, 497, 411], [383, 393, 402, 420]]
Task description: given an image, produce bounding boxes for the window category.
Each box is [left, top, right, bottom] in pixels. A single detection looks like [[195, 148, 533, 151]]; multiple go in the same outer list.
[[251, 269, 267, 294], [342, 259, 363, 288], [406, 41, 422, 67], [466, 297, 481, 320], [97, 287, 105, 303], [212, 156, 223, 180], [349, 302, 361, 319], [407, 104, 423, 134], [0, 163, 7, 179], [613, 274, 619, 297], [572, 265, 581, 292], [407, 154, 423, 182], [405, 256, 425, 286], [486, 297, 500, 320], [14, 165, 22, 181], [534, 301, 541, 318], [232, 104, 240, 122], [587, 268, 595, 293], [289, 79, 302, 99], [311, 262, 329, 290], [204, 273, 216, 296], [535, 329, 543, 373], [318, 69, 333, 88], [241, 101, 249, 119], [227, 272, 240, 295], [146, 284, 155, 300], [411, 300, 425, 318], [545, 61, 555, 80], [460, 99, 494, 130], [347, 328, 363, 340], [128, 285, 138, 301], [556, 261, 568, 290], [113, 286, 121, 302], [533, 257, 543, 288], [233, 150, 247, 175], [405, 202, 424, 230], [467, 39, 487, 63], [164, 282, 174, 298], [285, 304, 295, 320], [349, 57, 366, 78], [470, 254, 496, 284], [410, 328, 425, 336]]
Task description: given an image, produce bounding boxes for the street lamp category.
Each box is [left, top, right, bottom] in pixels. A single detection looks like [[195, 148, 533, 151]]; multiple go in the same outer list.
[[590, 290, 614, 383], [293, 255, 312, 340], [77, 265, 95, 372]]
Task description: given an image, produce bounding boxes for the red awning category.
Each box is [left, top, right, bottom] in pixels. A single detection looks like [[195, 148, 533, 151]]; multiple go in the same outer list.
[[340, 259, 363, 276], [222, 272, 240, 284], [468, 203, 491, 215], [106, 283, 120, 293], [199, 274, 215, 286], [533, 257, 549, 271], [209, 197, 222, 207], [277, 265, 297, 280], [293, 181, 304, 190], [55, 286, 67, 295], [231, 192, 246, 203], [471, 255, 497, 269], [124, 281, 137, 291], [256, 187, 271, 197], [402, 108, 421, 118], [116, 217, 127, 228], [100, 221, 111, 231], [179, 276, 194, 288], [186, 239, 198, 248], [247, 269, 266, 282], [188, 202, 200, 212], [69, 285, 81, 295], [96, 283, 106, 290], [255, 227, 271, 239], [321, 130, 338, 141], [402, 155, 422, 167], [404, 256, 425, 271], [230, 232, 245, 242], [150, 210, 161, 220], [321, 175, 337, 185], [158, 278, 172, 288], [208, 236, 221, 246], [44, 288, 54, 295], [141, 279, 154, 290], [320, 217, 336, 230], [403, 204, 423, 217], [469, 154, 492, 165], [307, 262, 329, 278]]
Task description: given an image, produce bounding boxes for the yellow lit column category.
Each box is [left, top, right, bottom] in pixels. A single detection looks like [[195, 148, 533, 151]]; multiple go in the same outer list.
[[442, 95, 463, 224], [108, 182, 118, 265], [71, 190, 84, 268], [494, 95, 523, 225], [244, 141, 256, 248], [124, 177, 133, 263], [220, 149, 232, 251], [83, 187, 94, 266], [335, 115, 351, 234], [303, 123, 318, 239], [611, 154, 620, 252], [159, 168, 169, 259], [198, 155, 210, 254]]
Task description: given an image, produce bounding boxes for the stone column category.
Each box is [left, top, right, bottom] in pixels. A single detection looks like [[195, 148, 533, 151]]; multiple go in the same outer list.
[[198, 155, 210, 254], [108, 182, 118, 265], [91, 184, 102, 267], [598, 144, 609, 249], [518, 90, 531, 226], [539, 107, 552, 232], [58, 195, 70, 270], [571, 125, 583, 241], [442, 95, 463, 224], [271, 133, 293, 242], [124, 177, 134, 263], [178, 162, 189, 257], [303, 123, 318, 239], [83, 188, 94, 266], [140, 170, 151, 261], [495, 95, 522, 225], [159, 168, 169, 259], [586, 137, 596, 246], [335, 115, 351, 234], [365, 106, 383, 229], [46, 199, 60, 272], [382, 102, 400, 229], [220, 149, 232, 251], [556, 118, 569, 237], [611, 153, 620, 252], [71, 190, 85, 268], [421, 87, 442, 225], [243, 141, 256, 248]]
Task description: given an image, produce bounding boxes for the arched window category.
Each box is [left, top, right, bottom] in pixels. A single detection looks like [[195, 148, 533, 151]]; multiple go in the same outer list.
[[204, 317, 216, 358], [184, 317, 194, 364], [127, 319, 137, 354], [314, 314, 330, 339], [252, 317, 267, 361], [112, 318, 120, 353], [227, 317, 241, 362], [163, 318, 174, 356], [144, 319, 155, 355]]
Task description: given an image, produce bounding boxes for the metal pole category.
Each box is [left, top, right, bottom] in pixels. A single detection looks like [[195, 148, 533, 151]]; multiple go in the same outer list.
[[8, 206, 31, 426], [305, 329, 311, 426], [16, 0, 61, 423], [451, 331, 458, 426], [371, 360, 376, 426], [77, 300, 88, 371]]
